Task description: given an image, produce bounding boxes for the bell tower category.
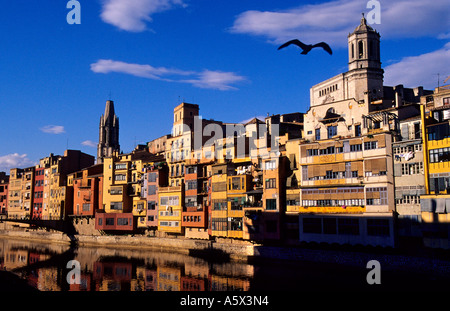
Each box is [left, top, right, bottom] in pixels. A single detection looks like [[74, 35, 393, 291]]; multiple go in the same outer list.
[[346, 14, 384, 103], [97, 100, 120, 164]]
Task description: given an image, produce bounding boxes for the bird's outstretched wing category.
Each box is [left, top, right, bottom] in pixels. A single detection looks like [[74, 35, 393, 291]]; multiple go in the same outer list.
[[278, 39, 308, 51], [312, 42, 332, 55]]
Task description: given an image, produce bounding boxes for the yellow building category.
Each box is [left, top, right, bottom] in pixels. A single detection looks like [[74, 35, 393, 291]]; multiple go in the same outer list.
[[7, 168, 24, 220], [210, 164, 228, 237], [226, 167, 252, 239], [158, 185, 183, 234], [419, 86, 450, 249]]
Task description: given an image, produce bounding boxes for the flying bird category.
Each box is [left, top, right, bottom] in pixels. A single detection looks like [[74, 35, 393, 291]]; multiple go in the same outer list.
[[278, 39, 332, 55]]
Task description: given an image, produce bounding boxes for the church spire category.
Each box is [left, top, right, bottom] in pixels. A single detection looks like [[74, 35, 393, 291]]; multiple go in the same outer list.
[[97, 100, 120, 164]]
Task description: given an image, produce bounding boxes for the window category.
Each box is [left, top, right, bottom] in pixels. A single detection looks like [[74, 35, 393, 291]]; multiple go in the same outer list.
[[350, 144, 362, 152], [211, 218, 227, 231], [367, 219, 390, 236], [265, 160, 277, 170], [105, 218, 114, 226], [230, 177, 241, 190], [428, 123, 450, 141], [338, 218, 359, 235], [110, 187, 122, 195], [319, 146, 335, 155], [307, 149, 319, 156], [401, 162, 423, 175], [186, 166, 196, 174], [115, 174, 126, 181], [115, 163, 127, 170], [213, 199, 227, 210], [148, 201, 156, 210], [366, 187, 388, 205], [315, 128, 321, 140], [186, 180, 197, 190], [229, 217, 243, 231], [364, 141, 378, 150], [82, 203, 90, 211], [429, 148, 450, 163], [110, 202, 122, 210], [444, 97, 450, 105], [117, 218, 129, 226], [323, 218, 337, 234], [355, 124, 361, 137], [266, 199, 277, 210], [147, 185, 156, 195], [303, 217, 322, 234], [265, 178, 276, 189], [358, 41, 364, 58], [327, 125, 337, 138], [148, 173, 157, 182]]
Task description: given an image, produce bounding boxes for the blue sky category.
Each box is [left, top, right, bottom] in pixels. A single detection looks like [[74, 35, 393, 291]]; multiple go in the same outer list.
[[0, 0, 449, 171]]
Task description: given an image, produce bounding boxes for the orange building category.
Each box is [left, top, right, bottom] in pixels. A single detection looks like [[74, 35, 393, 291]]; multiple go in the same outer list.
[[70, 164, 103, 218]]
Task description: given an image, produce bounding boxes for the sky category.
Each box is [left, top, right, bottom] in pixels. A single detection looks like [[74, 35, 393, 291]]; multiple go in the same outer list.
[[0, 0, 449, 172]]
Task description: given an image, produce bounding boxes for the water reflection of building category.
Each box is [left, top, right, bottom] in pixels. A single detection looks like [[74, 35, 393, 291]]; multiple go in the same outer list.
[[94, 261, 133, 291], [157, 266, 181, 291], [135, 266, 157, 291], [0, 238, 256, 292], [208, 275, 250, 291]]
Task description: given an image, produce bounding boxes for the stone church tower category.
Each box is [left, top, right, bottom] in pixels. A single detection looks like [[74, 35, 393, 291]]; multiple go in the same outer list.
[[97, 100, 120, 164], [346, 13, 384, 104]]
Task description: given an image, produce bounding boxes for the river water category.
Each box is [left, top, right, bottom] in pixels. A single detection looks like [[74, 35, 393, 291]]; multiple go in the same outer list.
[[1, 237, 450, 292]]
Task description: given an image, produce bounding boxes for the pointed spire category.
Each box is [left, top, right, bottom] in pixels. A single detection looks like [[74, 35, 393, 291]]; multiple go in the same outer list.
[[104, 100, 115, 122]]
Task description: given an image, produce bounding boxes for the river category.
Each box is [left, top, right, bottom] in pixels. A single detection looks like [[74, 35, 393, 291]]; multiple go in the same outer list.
[[1, 236, 450, 292]]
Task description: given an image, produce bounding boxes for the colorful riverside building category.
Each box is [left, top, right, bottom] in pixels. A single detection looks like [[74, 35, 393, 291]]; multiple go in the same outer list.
[[0, 172, 9, 215], [8, 168, 24, 220], [41, 150, 95, 220], [97, 146, 164, 233], [287, 15, 431, 247], [68, 163, 103, 218], [32, 167, 45, 219], [141, 160, 168, 231], [419, 84, 450, 249], [182, 158, 211, 239]]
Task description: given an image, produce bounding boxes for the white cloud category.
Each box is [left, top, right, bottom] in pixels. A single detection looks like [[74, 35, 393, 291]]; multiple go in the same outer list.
[[100, 0, 186, 32], [384, 42, 450, 89], [91, 59, 246, 90], [230, 0, 450, 47], [81, 140, 97, 148], [90, 59, 193, 81], [0, 153, 35, 172], [180, 70, 247, 91], [40, 125, 65, 134]]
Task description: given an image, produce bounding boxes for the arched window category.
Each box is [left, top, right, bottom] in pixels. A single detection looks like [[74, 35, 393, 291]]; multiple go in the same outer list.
[[327, 107, 336, 114], [358, 41, 364, 59]]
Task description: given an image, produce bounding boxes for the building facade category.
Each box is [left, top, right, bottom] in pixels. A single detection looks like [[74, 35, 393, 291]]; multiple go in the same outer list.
[[0, 173, 9, 215]]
